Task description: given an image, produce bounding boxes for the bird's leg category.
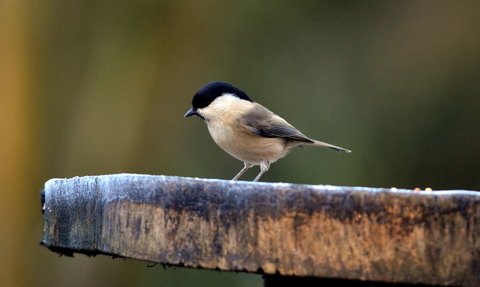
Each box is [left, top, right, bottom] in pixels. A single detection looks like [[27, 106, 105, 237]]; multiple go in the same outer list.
[[253, 160, 270, 182], [231, 162, 253, 181]]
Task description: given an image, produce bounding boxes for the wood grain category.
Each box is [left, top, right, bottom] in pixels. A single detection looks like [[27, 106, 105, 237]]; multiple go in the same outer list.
[[41, 174, 480, 286]]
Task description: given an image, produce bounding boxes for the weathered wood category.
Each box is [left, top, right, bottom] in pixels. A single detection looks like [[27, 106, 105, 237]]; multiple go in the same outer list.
[[41, 174, 480, 286]]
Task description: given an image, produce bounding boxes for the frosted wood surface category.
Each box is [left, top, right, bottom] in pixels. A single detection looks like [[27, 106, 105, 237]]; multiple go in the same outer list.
[[41, 174, 480, 286]]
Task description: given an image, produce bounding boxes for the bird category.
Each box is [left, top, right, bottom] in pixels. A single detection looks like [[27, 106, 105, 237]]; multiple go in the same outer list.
[[184, 81, 351, 182]]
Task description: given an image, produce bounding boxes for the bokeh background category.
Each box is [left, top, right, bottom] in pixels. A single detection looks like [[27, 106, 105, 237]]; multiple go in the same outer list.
[[1, 1, 479, 286]]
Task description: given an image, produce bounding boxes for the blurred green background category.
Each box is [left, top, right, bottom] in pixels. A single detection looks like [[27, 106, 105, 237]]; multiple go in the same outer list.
[[1, 1, 479, 286]]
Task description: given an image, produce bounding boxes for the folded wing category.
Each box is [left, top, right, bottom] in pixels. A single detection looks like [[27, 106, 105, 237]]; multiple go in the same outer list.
[[240, 104, 314, 143]]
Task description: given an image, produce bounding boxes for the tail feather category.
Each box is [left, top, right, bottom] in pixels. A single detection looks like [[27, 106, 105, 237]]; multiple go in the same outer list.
[[309, 140, 351, 153]]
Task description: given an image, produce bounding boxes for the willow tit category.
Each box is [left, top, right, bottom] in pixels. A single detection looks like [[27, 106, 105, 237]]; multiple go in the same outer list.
[[185, 81, 351, 182]]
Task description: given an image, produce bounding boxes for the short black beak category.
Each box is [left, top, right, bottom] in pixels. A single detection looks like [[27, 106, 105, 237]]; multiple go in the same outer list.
[[184, 107, 197, 117]]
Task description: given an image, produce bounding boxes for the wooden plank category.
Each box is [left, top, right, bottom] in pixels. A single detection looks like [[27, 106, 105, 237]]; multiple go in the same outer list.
[[40, 174, 480, 286]]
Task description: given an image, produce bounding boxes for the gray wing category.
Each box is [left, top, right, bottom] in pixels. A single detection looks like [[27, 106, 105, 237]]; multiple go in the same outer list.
[[240, 104, 314, 143]]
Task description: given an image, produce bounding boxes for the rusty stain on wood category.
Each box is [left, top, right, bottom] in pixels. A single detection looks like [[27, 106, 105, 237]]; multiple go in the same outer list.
[[40, 174, 480, 286]]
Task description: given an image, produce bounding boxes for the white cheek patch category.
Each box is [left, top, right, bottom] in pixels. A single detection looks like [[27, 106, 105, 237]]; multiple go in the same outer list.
[[208, 93, 239, 111], [198, 93, 242, 120]]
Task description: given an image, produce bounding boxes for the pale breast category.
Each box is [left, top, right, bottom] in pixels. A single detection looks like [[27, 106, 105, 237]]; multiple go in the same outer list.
[[207, 119, 290, 165]]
